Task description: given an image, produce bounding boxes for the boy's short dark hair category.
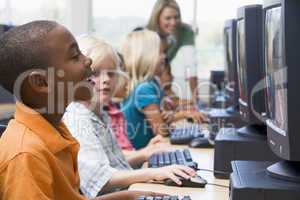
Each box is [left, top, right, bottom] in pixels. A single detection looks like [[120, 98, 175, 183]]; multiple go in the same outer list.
[[0, 20, 58, 94]]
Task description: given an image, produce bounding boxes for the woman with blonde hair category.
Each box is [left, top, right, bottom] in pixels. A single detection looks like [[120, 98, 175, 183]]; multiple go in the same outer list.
[[147, 0, 199, 101], [120, 29, 170, 149], [63, 35, 196, 198]]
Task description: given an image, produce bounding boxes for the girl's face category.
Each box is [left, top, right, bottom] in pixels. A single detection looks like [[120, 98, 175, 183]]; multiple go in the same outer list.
[[158, 6, 180, 35], [89, 55, 116, 105], [155, 42, 167, 76]]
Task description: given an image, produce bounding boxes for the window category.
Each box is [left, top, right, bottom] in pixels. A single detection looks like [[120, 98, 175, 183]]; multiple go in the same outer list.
[[0, 0, 67, 26]]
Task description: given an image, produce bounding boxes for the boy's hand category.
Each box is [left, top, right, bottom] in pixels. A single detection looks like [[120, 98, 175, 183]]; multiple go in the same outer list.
[[148, 165, 197, 185]]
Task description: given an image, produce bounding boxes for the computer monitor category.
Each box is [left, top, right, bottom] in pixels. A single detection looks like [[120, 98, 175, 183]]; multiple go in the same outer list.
[[236, 5, 266, 126], [264, 0, 300, 181], [223, 19, 239, 107]]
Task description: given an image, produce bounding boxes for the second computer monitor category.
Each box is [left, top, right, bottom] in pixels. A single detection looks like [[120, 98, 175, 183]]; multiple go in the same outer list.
[[224, 19, 239, 107], [236, 4, 266, 125]]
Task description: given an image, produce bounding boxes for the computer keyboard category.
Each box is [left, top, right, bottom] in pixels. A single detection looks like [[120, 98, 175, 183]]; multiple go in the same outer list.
[[148, 149, 197, 169], [136, 196, 192, 200], [148, 149, 207, 188], [170, 127, 204, 145]]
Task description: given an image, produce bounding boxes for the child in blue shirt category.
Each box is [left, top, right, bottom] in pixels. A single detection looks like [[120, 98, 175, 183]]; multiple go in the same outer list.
[[120, 30, 169, 149]]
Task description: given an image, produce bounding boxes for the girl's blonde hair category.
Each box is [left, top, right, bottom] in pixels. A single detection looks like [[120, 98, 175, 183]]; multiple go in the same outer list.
[[77, 35, 127, 99], [147, 0, 182, 33], [77, 35, 120, 69], [120, 29, 161, 94]]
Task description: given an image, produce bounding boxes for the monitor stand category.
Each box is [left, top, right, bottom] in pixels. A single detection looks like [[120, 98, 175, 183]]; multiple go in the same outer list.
[[230, 160, 300, 200], [237, 124, 266, 139], [213, 125, 279, 179], [267, 161, 300, 182]]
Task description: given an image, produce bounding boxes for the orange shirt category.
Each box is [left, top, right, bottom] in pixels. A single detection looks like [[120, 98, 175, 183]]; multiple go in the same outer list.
[[0, 102, 87, 200]]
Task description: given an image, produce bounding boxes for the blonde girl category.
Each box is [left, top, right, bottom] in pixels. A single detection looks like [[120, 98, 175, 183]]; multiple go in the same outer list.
[[120, 29, 169, 149]]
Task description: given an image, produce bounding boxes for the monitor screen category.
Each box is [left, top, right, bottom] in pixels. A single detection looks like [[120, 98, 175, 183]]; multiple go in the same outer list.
[[265, 6, 287, 134], [225, 27, 235, 83], [224, 29, 231, 82], [236, 19, 248, 105]]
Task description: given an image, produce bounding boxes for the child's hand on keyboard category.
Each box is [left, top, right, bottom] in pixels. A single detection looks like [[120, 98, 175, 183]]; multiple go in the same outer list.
[[149, 165, 196, 185], [183, 111, 208, 123]]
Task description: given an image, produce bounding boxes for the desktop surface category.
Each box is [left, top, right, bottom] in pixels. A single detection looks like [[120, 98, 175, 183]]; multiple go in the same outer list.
[[130, 142, 229, 200]]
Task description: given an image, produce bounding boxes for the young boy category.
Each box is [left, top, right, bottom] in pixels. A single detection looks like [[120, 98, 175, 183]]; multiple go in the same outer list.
[[0, 20, 157, 200]]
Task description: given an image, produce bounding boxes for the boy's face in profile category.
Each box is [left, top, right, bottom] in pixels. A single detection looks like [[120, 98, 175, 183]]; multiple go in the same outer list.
[[44, 25, 93, 108]]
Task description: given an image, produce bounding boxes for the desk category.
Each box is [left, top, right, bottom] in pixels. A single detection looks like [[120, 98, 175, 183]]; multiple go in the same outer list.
[[129, 143, 230, 200]]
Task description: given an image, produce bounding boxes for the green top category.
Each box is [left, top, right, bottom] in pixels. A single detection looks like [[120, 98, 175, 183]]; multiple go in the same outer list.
[[167, 24, 195, 61]]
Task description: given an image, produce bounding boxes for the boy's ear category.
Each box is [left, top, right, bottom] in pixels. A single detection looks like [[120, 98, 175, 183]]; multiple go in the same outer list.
[[27, 71, 48, 93]]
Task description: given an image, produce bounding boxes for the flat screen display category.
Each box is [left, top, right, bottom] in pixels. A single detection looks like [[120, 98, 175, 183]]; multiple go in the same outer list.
[[224, 28, 233, 84], [265, 6, 287, 133], [236, 19, 248, 105]]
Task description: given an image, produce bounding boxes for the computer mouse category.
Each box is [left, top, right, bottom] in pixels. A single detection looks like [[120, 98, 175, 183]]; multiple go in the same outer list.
[[164, 175, 207, 188], [189, 137, 213, 148]]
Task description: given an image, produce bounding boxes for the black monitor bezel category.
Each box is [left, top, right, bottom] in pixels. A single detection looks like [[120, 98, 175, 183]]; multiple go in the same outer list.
[[224, 19, 239, 107], [236, 4, 266, 125], [264, 0, 300, 161]]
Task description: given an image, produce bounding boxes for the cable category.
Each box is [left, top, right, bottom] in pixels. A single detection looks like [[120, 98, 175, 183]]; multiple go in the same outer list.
[[206, 183, 230, 189], [197, 168, 230, 176]]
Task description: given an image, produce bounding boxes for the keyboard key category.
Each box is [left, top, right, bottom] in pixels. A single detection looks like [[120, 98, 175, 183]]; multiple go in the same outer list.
[[183, 149, 193, 162], [170, 152, 177, 165], [175, 150, 184, 165], [149, 154, 158, 168], [158, 153, 165, 167], [162, 196, 171, 200], [163, 152, 171, 166], [137, 196, 192, 200], [170, 196, 179, 200]]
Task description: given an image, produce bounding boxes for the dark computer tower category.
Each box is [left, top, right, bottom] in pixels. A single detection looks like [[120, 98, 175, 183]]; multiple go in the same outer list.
[[230, 0, 300, 199], [214, 4, 279, 179]]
